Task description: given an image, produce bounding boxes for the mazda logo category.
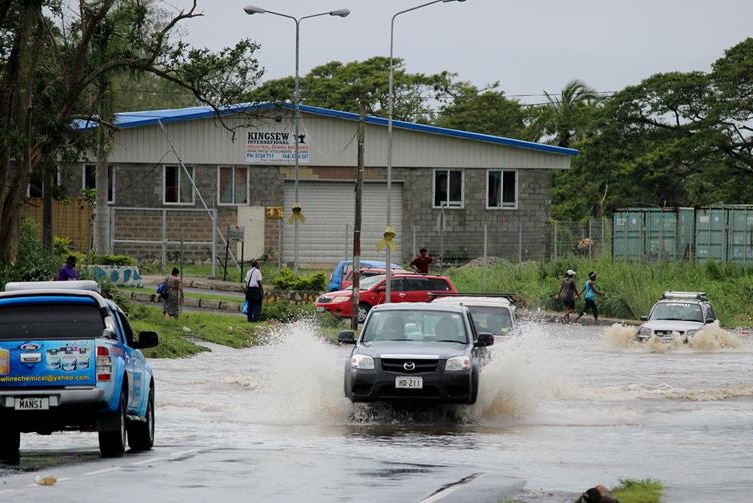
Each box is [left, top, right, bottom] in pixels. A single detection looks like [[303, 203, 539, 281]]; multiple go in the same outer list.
[[403, 362, 415, 371]]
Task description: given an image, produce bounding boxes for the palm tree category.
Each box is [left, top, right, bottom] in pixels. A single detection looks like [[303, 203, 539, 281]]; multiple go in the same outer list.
[[540, 79, 603, 147]]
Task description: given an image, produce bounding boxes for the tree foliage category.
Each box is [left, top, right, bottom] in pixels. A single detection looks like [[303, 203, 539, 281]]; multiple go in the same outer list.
[[433, 82, 529, 139], [0, 0, 263, 262], [249, 56, 460, 122], [552, 38, 753, 220]]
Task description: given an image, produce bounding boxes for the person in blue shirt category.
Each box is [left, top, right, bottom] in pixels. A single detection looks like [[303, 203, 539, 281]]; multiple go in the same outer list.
[[575, 271, 604, 322]]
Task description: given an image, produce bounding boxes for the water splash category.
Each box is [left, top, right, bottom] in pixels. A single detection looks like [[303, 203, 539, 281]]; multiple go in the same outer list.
[[603, 323, 742, 351], [689, 326, 741, 350]]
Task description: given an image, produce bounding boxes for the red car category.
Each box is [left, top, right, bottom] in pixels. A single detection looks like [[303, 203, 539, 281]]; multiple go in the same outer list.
[[340, 267, 407, 290], [315, 272, 458, 323]]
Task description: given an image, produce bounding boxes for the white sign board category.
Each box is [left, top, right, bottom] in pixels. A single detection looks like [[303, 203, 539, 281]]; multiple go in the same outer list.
[[246, 130, 309, 164]]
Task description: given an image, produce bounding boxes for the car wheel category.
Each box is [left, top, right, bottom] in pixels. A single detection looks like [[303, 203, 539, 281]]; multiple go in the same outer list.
[[0, 429, 20, 461], [99, 391, 127, 457], [127, 385, 155, 451], [357, 303, 370, 323]]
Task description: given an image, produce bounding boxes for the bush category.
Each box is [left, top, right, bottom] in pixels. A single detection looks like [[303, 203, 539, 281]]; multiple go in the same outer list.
[[271, 268, 327, 291], [90, 254, 134, 266], [0, 219, 60, 285], [262, 299, 315, 322]]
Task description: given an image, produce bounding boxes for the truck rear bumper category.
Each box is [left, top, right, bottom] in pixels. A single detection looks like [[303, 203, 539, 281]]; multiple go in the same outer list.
[[0, 388, 110, 433]]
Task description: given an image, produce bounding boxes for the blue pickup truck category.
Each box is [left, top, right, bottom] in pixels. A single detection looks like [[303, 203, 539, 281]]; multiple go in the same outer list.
[[0, 280, 159, 460]]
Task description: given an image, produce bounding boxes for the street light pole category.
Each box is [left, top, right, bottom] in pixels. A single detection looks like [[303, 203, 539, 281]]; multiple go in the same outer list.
[[244, 5, 350, 277], [384, 0, 465, 302]]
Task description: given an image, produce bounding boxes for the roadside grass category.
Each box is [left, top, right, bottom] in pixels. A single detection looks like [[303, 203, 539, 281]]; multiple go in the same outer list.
[[611, 478, 663, 502], [123, 286, 243, 303], [446, 257, 753, 327], [128, 305, 269, 358]]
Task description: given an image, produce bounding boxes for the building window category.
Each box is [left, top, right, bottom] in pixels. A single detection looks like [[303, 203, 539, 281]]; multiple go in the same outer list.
[[83, 164, 115, 204], [487, 170, 517, 209], [218, 166, 249, 205], [433, 169, 463, 208], [164, 165, 195, 204], [27, 167, 62, 197]]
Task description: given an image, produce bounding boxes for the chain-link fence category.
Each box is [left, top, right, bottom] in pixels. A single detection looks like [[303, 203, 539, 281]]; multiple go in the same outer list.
[[398, 219, 612, 267]]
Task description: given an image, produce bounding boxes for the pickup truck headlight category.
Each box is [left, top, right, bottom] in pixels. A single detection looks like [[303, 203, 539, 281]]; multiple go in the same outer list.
[[445, 356, 470, 371], [350, 354, 374, 370], [638, 326, 652, 336]]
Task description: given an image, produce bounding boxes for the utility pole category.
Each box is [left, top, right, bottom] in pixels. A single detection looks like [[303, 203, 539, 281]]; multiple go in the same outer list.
[[351, 97, 366, 329]]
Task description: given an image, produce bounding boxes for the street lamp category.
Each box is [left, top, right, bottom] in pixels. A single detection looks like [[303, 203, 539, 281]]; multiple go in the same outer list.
[[384, 0, 466, 302], [244, 5, 350, 277]]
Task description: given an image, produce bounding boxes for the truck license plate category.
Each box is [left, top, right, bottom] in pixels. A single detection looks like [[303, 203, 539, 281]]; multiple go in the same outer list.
[[395, 376, 423, 389], [15, 397, 49, 410]]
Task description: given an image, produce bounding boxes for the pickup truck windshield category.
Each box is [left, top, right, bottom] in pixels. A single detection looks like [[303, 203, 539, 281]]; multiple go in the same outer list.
[[0, 303, 104, 340]]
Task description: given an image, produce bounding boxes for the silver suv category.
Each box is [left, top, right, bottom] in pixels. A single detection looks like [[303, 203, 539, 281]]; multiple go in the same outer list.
[[636, 291, 719, 343]]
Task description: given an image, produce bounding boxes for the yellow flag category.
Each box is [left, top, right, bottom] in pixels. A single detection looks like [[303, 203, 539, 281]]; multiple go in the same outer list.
[[288, 202, 306, 224], [376, 226, 397, 252]]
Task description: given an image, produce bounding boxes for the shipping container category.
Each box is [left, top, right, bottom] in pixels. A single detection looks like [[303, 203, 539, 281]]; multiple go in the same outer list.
[[612, 208, 690, 261], [695, 205, 753, 264]]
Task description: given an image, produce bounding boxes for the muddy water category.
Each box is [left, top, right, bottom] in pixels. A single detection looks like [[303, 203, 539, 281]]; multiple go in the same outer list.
[[19, 320, 753, 501], [143, 320, 753, 501]]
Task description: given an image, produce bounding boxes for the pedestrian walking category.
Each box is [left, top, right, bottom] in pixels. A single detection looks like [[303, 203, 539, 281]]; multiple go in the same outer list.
[[410, 248, 434, 274], [555, 269, 580, 321], [163, 268, 184, 319], [243, 260, 263, 322], [575, 271, 604, 323]]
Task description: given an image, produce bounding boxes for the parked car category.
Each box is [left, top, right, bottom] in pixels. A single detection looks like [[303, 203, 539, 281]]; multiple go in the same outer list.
[[430, 294, 520, 336], [337, 302, 494, 404], [0, 280, 159, 460], [316, 272, 458, 323], [636, 291, 720, 343], [327, 260, 404, 292], [340, 267, 408, 290]]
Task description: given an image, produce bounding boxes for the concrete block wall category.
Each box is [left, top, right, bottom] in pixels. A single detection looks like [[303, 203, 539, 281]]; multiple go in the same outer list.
[[399, 167, 553, 262]]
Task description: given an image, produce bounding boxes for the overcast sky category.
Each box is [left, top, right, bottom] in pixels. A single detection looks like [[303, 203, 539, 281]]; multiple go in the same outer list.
[[173, 0, 753, 104]]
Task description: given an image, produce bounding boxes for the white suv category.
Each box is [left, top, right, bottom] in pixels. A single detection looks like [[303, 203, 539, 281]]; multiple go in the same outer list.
[[431, 294, 520, 336], [637, 291, 719, 343]]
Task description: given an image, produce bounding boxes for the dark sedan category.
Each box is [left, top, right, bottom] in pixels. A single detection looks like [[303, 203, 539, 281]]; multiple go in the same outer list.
[[338, 302, 494, 405]]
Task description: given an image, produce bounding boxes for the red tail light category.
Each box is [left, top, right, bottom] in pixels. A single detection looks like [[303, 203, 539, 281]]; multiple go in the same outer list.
[[96, 345, 112, 382]]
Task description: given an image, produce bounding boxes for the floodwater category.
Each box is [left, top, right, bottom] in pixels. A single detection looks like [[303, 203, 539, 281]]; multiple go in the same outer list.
[[16, 320, 753, 501]]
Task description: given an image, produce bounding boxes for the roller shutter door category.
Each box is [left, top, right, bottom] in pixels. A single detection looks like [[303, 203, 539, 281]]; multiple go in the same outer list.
[[282, 181, 403, 266]]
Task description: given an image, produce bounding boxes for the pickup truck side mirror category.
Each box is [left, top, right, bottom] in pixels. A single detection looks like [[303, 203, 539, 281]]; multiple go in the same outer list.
[[338, 330, 356, 344], [134, 331, 159, 349], [640, 315, 648, 321]]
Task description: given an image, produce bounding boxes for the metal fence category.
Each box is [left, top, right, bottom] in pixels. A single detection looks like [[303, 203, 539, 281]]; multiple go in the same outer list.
[[335, 219, 613, 269]]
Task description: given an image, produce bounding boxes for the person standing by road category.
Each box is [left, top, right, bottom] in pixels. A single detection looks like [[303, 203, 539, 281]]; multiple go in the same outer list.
[[555, 269, 580, 322], [243, 260, 263, 322], [410, 248, 434, 274], [163, 267, 184, 319], [56, 255, 79, 281], [575, 271, 604, 323]]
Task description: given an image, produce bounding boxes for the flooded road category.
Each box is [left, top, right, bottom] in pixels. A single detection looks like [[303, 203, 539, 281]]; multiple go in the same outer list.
[[10, 320, 753, 501]]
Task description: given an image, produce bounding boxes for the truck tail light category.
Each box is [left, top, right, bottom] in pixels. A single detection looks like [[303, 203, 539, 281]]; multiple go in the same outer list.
[[96, 345, 112, 382]]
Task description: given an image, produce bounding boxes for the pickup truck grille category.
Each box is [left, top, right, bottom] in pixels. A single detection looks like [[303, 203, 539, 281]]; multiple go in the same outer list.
[[381, 358, 439, 374]]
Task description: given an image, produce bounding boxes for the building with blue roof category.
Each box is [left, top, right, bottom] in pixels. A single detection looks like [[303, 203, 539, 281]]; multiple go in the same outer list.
[[56, 102, 577, 267]]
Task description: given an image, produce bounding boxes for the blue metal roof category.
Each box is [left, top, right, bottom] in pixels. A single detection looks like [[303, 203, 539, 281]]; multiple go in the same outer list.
[[81, 102, 578, 157]]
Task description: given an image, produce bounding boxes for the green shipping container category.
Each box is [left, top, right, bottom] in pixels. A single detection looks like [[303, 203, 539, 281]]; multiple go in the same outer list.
[[612, 208, 688, 261], [696, 205, 753, 264]]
